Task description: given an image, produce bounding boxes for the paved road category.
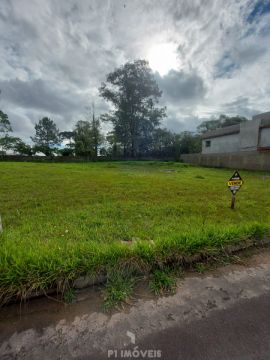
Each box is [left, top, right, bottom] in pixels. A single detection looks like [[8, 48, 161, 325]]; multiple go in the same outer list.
[[1, 248, 270, 360], [135, 293, 270, 360]]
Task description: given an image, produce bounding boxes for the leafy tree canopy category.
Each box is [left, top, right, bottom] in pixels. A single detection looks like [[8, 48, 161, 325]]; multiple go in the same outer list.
[[13, 139, 33, 156], [197, 114, 248, 134], [0, 110, 12, 134], [0, 135, 21, 153], [74, 120, 92, 157], [99, 59, 166, 157], [31, 117, 60, 156], [73, 118, 102, 159], [59, 131, 74, 140]]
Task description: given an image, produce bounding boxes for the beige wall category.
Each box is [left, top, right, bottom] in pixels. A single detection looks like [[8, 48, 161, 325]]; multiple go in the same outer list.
[[181, 152, 270, 171], [202, 133, 240, 154], [239, 118, 261, 152], [259, 128, 270, 148]]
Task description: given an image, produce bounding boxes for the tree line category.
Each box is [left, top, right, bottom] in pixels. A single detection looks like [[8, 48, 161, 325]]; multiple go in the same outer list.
[[0, 60, 248, 159]]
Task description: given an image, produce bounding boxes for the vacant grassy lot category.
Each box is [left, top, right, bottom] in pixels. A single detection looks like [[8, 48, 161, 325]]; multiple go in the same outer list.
[[0, 161, 270, 305]]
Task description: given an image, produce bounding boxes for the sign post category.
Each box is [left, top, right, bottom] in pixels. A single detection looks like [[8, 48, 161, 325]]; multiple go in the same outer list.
[[227, 170, 243, 209], [231, 193, 236, 209]]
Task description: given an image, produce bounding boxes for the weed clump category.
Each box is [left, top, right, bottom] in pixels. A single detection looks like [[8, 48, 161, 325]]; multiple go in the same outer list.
[[149, 267, 177, 295], [103, 269, 136, 311]]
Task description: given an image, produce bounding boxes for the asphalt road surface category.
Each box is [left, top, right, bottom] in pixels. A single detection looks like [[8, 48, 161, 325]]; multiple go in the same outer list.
[[1, 247, 270, 360], [135, 293, 270, 360]]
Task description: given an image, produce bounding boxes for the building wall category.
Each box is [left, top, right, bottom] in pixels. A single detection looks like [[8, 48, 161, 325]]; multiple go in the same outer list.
[[239, 118, 261, 151], [259, 127, 270, 148], [181, 152, 270, 171], [202, 133, 240, 154], [202, 116, 270, 154]]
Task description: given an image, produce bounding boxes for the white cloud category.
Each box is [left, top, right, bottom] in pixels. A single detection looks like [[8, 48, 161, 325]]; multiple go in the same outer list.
[[0, 0, 269, 138]]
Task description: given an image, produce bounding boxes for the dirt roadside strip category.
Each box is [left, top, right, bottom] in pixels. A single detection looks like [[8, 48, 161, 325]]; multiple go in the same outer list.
[[1, 244, 270, 359]]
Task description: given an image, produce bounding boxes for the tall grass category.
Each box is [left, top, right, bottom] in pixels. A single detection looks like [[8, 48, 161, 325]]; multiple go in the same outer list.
[[0, 161, 269, 305], [0, 222, 268, 305]]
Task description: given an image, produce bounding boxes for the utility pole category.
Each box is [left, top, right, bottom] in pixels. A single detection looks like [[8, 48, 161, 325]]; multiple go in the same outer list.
[[92, 102, 98, 159]]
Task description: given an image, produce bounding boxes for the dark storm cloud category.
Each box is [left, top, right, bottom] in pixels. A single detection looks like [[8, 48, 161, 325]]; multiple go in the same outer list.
[[156, 70, 206, 104], [0, 78, 83, 114]]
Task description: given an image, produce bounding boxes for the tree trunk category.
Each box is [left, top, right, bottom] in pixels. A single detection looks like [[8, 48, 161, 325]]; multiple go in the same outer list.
[[131, 138, 135, 158]]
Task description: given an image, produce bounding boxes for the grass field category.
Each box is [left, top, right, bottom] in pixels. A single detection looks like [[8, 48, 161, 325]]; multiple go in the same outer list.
[[0, 161, 270, 306]]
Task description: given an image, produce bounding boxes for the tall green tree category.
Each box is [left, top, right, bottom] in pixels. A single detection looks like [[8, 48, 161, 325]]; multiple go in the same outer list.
[[73, 120, 92, 158], [152, 128, 175, 157], [0, 110, 16, 154], [60, 131, 74, 142], [0, 135, 21, 153], [105, 131, 122, 158], [31, 117, 60, 156], [173, 132, 202, 156], [73, 117, 103, 159], [13, 139, 33, 156], [99, 60, 166, 158], [59, 131, 75, 156], [0, 110, 12, 134]]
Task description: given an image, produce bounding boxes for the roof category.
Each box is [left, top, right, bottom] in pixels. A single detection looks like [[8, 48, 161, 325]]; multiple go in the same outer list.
[[260, 117, 270, 127], [253, 111, 270, 122], [201, 124, 240, 139]]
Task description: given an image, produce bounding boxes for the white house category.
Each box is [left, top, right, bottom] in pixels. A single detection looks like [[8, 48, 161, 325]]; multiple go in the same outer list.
[[202, 112, 270, 154]]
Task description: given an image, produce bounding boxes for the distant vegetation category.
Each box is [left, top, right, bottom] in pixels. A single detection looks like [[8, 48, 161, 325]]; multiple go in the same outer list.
[[197, 114, 248, 134], [0, 60, 248, 160], [0, 161, 269, 306]]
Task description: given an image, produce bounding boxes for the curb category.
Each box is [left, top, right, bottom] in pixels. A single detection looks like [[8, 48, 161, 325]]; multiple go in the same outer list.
[[5, 237, 270, 305]]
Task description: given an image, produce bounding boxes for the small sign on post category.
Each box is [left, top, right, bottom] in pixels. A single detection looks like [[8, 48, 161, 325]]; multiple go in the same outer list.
[[227, 170, 243, 209]]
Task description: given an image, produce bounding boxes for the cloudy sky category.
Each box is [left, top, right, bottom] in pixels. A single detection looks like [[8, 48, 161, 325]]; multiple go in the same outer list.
[[0, 0, 270, 141]]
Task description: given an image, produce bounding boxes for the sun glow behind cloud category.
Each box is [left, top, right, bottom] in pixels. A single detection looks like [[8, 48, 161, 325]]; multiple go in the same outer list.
[[147, 43, 179, 76], [1, 0, 270, 137]]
